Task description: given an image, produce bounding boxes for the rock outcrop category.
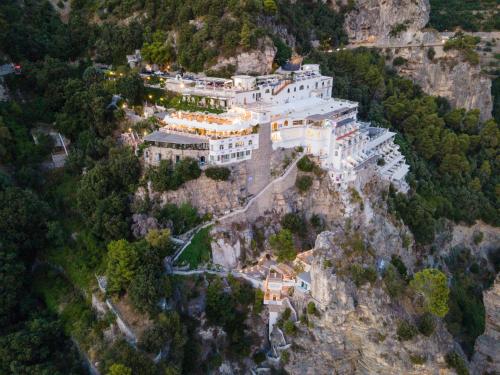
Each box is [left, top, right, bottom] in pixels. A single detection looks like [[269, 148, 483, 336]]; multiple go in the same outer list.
[[285, 231, 457, 375], [210, 37, 276, 75], [393, 41, 493, 121], [345, 0, 430, 43], [471, 274, 500, 374]]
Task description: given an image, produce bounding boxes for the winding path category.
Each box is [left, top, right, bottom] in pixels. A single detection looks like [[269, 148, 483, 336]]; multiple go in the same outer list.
[[171, 151, 304, 264]]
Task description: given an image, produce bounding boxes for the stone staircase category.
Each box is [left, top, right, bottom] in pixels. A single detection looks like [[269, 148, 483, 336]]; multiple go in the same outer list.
[[246, 122, 272, 195]]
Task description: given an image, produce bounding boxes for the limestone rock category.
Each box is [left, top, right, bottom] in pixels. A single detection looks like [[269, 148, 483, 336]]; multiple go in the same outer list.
[[471, 274, 500, 374], [131, 213, 159, 238], [393, 42, 493, 121], [285, 231, 457, 375], [210, 37, 276, 75], [345, 0, 430, 43], [211, 236, 241, 269]]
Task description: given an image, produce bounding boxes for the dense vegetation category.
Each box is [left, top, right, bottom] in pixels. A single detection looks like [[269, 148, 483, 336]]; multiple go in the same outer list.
[[428, 0, 500, 31]]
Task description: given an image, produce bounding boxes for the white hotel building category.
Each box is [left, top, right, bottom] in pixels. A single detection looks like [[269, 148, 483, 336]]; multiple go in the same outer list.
[[143, 64, 409, 190]]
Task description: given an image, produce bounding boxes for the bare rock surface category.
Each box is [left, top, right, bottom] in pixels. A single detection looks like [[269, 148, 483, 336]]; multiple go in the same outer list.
[[393, 44, 493, 121], [285, 232, 456, 375], [472, 274, 500, 374], [345, 0, 430, 43], [210, 37, 276, 75]]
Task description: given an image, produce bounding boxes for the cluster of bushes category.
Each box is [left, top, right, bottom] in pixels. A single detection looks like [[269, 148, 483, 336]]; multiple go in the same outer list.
[[295, 175, 313, 192], [444, 32, 481, 64], [429, 0, 500, 32], [155, 202, 202, 236], [397, 314, 436, 341], [269, 229, 296, 262], [349, 264, 377, 287], [147, 158, 201, 192], [106, 237, 172, 316], [205, 166, 231, 181]]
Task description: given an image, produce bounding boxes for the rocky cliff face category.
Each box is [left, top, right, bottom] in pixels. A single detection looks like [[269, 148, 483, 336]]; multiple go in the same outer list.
[[471, 274, 500, 374], [393, 42, 493, 121], [210, 37, 276, 75], [345, 0, 430, 43], [285, 232, 457, 375]]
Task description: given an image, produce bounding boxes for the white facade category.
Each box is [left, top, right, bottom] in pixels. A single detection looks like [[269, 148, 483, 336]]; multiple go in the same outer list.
[[144, 64, 409, 188]]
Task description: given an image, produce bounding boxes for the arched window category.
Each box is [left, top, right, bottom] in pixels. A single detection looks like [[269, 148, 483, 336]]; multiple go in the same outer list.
[[284, 120, 289, 126], [299, 85, 304, 90]]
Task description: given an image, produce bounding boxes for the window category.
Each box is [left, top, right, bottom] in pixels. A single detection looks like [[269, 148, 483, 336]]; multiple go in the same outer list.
[[229, 143, 233, 149], [294, 87, 296, 92], [287, 88, 290, 93], [272, 123, 278, 131], [315, 82, 318, 88], [157, 153, 162, 161], [248, 140, 253, 146], [175, 155, 180, 163], [299, 85, 304, 90], [231, 153, 236, 158], [246, 150, 250, 155], [219, 144, 224, 150], [284, 120, 288, 126], [265, 89, 270, 93]]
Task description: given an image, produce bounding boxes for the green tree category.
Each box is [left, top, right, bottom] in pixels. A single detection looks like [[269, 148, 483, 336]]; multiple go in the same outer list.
[[269, 229, 296, 262], [145, 228, 171, 254], [263, 0, 278, 13], [0, 247, 25, 326], [106, 240, 139, 294], [108, 363, 132, 375], [116, 73, 144, 105], [240, 21, 252, 49], [410, 269, 450, 317], [129, 248, 164, 315]]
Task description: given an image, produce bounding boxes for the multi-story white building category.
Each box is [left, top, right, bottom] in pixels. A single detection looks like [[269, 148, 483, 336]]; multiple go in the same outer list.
[[143, 64, 409, 190]]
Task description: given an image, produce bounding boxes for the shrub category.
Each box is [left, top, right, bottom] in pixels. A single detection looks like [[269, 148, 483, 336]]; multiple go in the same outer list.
[[283, 320, 296, 335], [297, 155, 315, 172], [147, 158, 201, 191], [350, 264, 377, 287], [410, 269, 449, 318], [417, 313, 435, 336], [445, 352, 469, 375], [409, 354, 426, 365], [383, 265, 406, 299], [253, 351, 266, 364], [307, 301, 316, 315], [427, 47, 436, 60], [393, 56, 408, 66], [391, 255, 408, 279], [280, 350, 290, 364], [397, 320, 418, 341], [205, 166, 230, 181], [281, 212, 307, 237], [295, 175, 313, 193], [472, 231, 483, 245], [269, 229, 296, 262], [282, 307, 291, 321]]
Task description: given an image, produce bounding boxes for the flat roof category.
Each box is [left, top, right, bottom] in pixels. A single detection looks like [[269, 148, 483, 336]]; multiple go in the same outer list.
[[298, 271, 311, 284], [144, 131, 207, 144]]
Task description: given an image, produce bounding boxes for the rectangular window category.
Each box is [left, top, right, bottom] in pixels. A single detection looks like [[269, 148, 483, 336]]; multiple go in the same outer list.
[[228, 143, 233, 149], [246, 150, 250, 155], [219, 144, 224, 150]]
